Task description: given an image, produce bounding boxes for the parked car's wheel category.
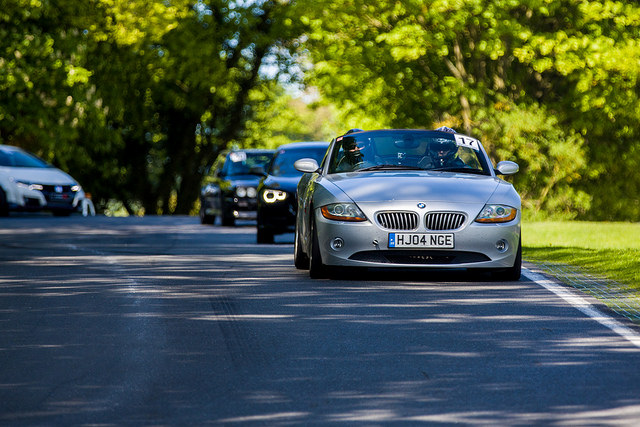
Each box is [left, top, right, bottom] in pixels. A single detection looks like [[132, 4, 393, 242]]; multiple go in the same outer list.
[[0, 188, 8, 217], [492, 238, 522, 281], [52, 209, 72, 217], [294, 225, 309, 269], [199, 207, 215, 225], [309, 218, 329, 279]]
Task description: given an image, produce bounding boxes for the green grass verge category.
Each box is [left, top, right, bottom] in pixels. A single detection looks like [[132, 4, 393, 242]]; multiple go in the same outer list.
[[522, 221, 640, 290]]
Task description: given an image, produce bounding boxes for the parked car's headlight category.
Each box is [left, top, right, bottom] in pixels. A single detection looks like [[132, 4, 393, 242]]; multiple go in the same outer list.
[[475, 204, 517, 223], [262, 189, 288, 203], [15, 181, 43, 191], [236, 187, 257, 198], [320, 203, 367, 222], [71, 184, 81, 192]]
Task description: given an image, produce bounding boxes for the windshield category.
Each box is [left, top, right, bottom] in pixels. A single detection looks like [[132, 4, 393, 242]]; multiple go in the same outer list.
[[224, 151, 273, 176], [269, 147, 327, 177], [0, 147, 50, 168], [327, 130, 491, 175]]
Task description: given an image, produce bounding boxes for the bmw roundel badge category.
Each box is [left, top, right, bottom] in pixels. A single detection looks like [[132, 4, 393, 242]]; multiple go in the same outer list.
[[417, 203, 426, 209]]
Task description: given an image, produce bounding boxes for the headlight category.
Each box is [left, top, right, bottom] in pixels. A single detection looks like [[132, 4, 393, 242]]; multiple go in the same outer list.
[[320, 203, 367, 222], [71, 184, 81, 192], [236, 187, 257, 198], [262, 189, 288, 203], [236, 187, 247, 198], [475, 204, 517, 223], [16, 181, 44, 191]]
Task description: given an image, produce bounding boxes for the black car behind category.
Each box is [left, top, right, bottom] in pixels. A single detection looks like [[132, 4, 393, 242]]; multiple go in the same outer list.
[[257, 141, 329, 243], [200, 149, 274, 226]]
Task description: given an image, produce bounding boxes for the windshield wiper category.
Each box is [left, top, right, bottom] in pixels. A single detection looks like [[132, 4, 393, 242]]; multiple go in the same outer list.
[[430, 167, 488, 175], [357, 164, 424, 172]]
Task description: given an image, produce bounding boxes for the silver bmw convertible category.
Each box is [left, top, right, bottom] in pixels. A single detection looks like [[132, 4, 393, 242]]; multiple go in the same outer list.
[[293, 128, 521, 280]]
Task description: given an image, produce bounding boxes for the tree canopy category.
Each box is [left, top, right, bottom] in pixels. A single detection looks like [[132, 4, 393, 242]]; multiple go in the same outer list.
[[298, 0, 640, 220], [1, 0, 639, 220]]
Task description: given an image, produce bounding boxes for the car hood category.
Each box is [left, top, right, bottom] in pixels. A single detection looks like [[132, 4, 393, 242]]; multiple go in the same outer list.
[[328, 171, 501, 204], [0, 166, 77, 185], [224, 175, 262, 187], [262, 175, 301, 193]]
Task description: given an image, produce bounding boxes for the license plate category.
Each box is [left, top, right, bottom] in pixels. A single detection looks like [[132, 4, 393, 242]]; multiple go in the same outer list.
[[388, 233, 454, 249]]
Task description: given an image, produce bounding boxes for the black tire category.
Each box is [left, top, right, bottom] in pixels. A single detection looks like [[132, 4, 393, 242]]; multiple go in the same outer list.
[[493, 237, 522, 281], [0, 188, 8, 217], [309, 218, 329, 279], [199, 208, 215, 225], [221, 203, 235, 226], [256, 226, 274, 244], [293, 225, 309, 269]]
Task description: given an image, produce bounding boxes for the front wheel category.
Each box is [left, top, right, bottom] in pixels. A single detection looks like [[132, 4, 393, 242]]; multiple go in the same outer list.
[[0, 189, 8, 217], [293, 225, 309, 269], [220, 202, 236, 227], [492, 237, 522, 281], [309, 218, 329, 279], [200, 207, 215, 225]]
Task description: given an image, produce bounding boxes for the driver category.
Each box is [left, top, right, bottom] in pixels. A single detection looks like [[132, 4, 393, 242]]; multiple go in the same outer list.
[[419, 138, 466, 169], [335, 136, 373, 172]]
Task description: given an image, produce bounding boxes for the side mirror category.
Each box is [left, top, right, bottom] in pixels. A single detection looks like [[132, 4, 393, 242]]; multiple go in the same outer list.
[[294, 158, 321, 173], [495, 161, 519, 175]]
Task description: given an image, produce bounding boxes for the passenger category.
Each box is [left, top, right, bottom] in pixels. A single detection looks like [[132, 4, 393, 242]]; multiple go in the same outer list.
[[419, 138, 466, 169]]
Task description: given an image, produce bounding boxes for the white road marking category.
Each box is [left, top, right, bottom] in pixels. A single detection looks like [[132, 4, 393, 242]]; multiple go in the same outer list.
[[524, 268, 640, 349]]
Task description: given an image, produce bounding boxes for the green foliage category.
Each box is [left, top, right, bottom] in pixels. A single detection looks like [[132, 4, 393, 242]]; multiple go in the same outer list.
[[298, 0, 640, 220], [2, 0, 640, 220], [477, 102, 590, 218], [0, 0, 92, 155], [0, 0, 307, 215], [239, 84, 337, 149]]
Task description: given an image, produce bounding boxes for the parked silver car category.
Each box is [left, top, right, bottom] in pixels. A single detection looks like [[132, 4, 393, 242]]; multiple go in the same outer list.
[[293, 128, 521, 280]]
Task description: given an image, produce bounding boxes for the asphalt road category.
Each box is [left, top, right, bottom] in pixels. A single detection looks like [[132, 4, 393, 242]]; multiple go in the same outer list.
[[1, 215, 640, 425]]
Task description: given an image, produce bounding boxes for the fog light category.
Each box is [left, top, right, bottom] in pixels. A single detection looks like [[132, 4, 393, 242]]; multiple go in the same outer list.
[[495, 239, 508, 252], [331, 237, 344, 250]]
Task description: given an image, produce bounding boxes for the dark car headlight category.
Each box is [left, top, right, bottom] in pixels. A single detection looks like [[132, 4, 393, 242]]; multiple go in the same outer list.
[[262, 189, 288, 203], [236, 186, 257, 198]]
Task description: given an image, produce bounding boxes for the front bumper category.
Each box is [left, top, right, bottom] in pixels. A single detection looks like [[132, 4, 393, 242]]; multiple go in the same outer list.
[[7, 183, 83, 212], [258, 198, 296, 234], [314, 201, 521, 269], [225, 196, 258, 220]]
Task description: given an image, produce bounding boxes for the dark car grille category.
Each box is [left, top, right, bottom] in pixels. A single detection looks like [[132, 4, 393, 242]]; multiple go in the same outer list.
[[424, 212, 466, 230], [40, 185, 75, 206], [376, 211, 419, 230]]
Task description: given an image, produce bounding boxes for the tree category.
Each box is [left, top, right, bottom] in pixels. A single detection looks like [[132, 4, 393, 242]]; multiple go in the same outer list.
[[0, 1, 95, 162], [0, 0, 307, 215], [84, 0, 306, 214], [297, 0, 640, 220]]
